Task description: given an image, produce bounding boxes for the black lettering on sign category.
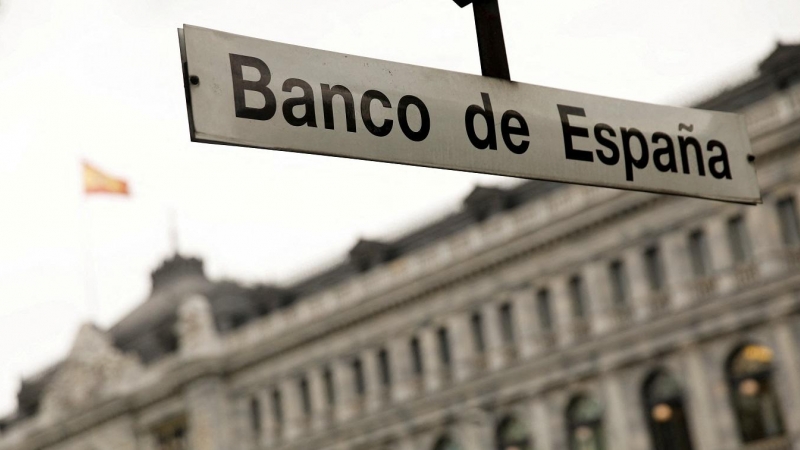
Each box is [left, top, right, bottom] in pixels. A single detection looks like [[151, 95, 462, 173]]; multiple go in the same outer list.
[[707, 140, 732, 179], [229, 54, 276, 121], [500, 110, 529, 155], [465, 93, 497, 150], [360, 90, 393, 137], [282, 78, 317, 127], [557, 105, 593, 162], [652, 132, 678, 173], [397, 95, 430, 142], [679, 136, 706, 176], [594, 124, 619, 165], [321, 84, 357, 133], [621, 128, 649, 182]]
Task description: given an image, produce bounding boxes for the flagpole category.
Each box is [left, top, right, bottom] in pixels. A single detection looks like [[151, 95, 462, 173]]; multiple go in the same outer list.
[[79, 164, 99, 322]]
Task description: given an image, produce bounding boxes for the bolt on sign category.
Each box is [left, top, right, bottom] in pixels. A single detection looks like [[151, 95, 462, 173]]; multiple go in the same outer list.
[[179, 25, 761, 204]]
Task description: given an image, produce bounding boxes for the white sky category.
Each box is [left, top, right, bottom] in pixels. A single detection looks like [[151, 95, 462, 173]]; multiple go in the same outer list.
[[1, 0, 799, 417]]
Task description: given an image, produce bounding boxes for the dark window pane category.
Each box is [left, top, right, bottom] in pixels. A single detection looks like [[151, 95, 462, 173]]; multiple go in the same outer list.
[[352, 358, 365, 396], [644, 246, 664, 291], [323, 366, 335, 406], [272, 388, 283, 427], [250, 397, 261, 435], [499, 302, 515, 344], [299, 376, 311, 416], [537, 289, 553, 332], [378, 348, 391, 387], [609, 260, 629, 306], [569, 275, 587, 319], [410, 337, 424, 376], [777, 197, 800, 246], [688, 230, 712, 276], [727, 215, 752, 263], [437, 327, 451, 367], [471, 312, 486, 353]]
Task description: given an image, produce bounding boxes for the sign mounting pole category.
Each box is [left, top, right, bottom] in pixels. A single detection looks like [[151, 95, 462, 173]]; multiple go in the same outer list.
[[454, 0, 511, 80]]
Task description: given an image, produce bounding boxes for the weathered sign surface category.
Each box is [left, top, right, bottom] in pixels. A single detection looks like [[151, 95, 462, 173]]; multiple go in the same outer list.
[[179, 25, 760, 204]]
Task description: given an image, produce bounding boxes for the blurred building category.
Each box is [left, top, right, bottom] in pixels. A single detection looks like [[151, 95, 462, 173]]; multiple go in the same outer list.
[[2, 44, 800, 450]]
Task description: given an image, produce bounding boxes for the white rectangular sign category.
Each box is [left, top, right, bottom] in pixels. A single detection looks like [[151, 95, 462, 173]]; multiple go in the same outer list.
[[179, 25, 761, 204]]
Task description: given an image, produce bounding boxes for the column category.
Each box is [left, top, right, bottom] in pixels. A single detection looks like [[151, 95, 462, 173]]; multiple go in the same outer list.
[[511, 286, 540, 358], [623, 247, 652, 322], [585, 262, 614, 334], [185, 376, 230, 450], [420, 326, 444, 392], [772, 319, 800, 448], [530, 397, 553, 450], [280, 378, 303, 441], [256, 388, 276, 447], [682, 346, 721, 450], [389, 335, 414, 402], [706, 216, 736, 294], [482, 301, 505, 370], [748, 199, 787, 277], [662, 232, 693, 309], [704, 348, 740, 450], [362, 348, 383, 412], [333, 358, 357, 422], [448, 312, 477, 382], [601, 372, 630, 450], [308, 367, 330, 432], [551, 276, 576, 347], [230, 396, 256, 450]]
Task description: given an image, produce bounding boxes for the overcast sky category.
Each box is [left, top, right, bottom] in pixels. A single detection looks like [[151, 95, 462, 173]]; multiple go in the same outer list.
[[1, 0, 799, 416]]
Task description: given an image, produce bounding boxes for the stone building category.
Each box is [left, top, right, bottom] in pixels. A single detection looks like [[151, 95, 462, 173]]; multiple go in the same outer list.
[[2, 44, 800, 450]]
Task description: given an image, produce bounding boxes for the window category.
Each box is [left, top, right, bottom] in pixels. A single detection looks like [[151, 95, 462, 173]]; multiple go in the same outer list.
[[569, 275, 588, 319], [433, 436, 461, 450], [410, 337, 424, 376], [437, 327, 451, 368], [272, 388, 283, 433], [250, 397, 262, 436], [608, 260, 629, 306], [727, 215, 753, 263], [352, 358, 366, 396], [688, 229, 712, 276], [471, 312, 486, 353], [727, 344, 785, 443], [496, 416, 531, 450], [644, 246, 664, 291], [566, 395, 604, 450], [378, 348, 391, 387], [499, 302, 515, 344], [642, 371, 694, 450], [777, 196, 800, 246], [154, 417, 188, 450], [323, 366, 335, 406], [299, 376, 312, 417], [537, 288, 553, 333]]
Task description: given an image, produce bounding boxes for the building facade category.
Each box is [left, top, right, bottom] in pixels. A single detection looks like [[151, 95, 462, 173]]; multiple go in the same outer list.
[[2, 44, 800, 450]]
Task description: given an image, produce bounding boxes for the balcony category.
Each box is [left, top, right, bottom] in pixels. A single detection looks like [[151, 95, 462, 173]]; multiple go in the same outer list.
[[609, 303, 632, 326], [734, 262, 759, 288], [572, 319, 590, 340], [689, 276, 716, 299], [648, 291, 670, 313]]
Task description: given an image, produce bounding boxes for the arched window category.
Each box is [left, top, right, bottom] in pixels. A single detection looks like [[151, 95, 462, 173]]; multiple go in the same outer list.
[[727, 343, 785, 443], [432, 436, 460, 450], [566, 395, 604, 450], [496, 416, 531, 450], [642, 370, 693, 450]]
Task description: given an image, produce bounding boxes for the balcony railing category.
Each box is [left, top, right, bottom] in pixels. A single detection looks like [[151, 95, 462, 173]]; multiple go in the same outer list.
[[572, 319, 590, 339], [734, 262, 759, 288], [648, 291, 670, 313], [689, 275, 716, 299]]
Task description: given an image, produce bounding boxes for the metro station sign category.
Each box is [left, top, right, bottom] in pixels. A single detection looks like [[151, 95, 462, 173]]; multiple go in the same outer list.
[[179, 25, 760, 204]]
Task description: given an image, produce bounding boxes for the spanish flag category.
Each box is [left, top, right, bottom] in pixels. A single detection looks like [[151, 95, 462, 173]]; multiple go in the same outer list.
[[82, 161, 129, 196]]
